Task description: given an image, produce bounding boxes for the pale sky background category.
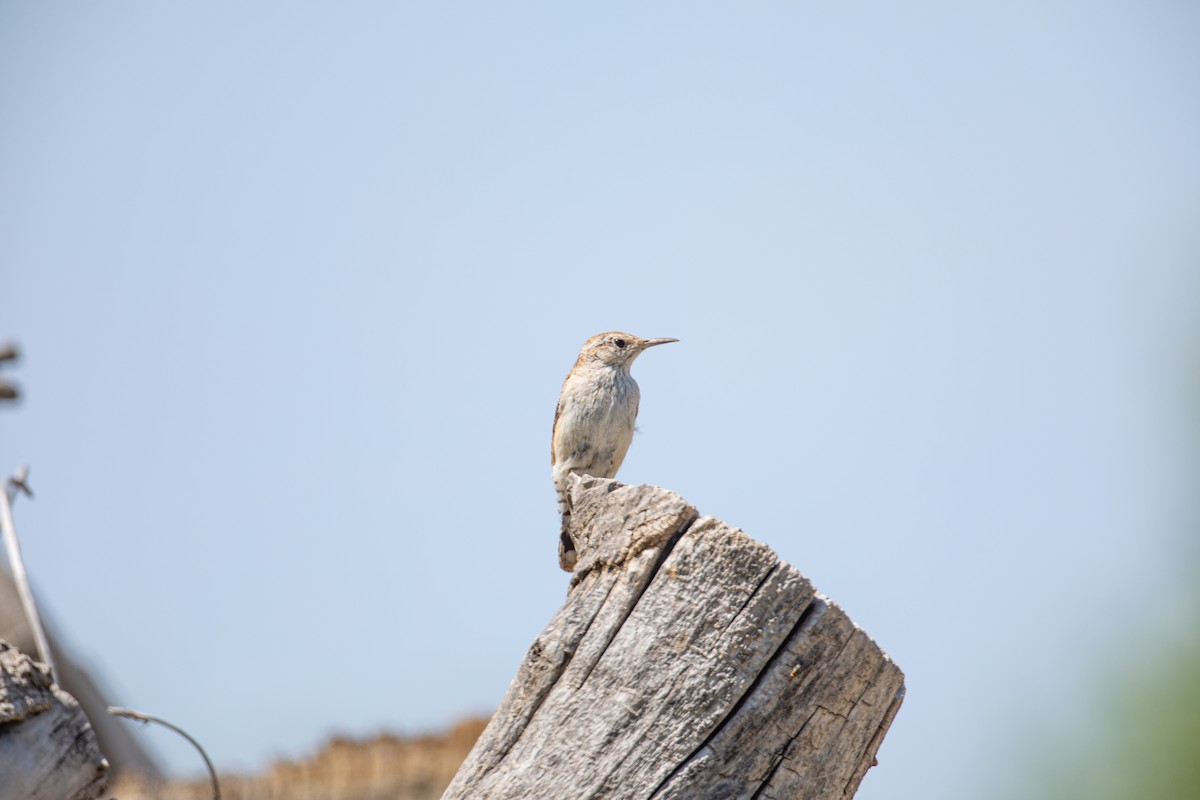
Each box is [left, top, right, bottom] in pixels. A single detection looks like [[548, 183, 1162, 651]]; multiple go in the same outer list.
[[2, 3, 1198, 799]]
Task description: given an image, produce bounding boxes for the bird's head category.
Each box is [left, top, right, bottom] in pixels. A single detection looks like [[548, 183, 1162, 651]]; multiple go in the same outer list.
[[577, 332, 678, 369]]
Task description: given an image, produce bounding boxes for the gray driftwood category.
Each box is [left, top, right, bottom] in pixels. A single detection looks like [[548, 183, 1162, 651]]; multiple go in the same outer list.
[[443, 477, 905, 800], [0, 640, 109, 800]]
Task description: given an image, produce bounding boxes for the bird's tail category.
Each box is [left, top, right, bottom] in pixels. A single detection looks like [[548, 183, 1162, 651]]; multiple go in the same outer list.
[[559, 514, 577, 572], [555, 479, 576, 571]]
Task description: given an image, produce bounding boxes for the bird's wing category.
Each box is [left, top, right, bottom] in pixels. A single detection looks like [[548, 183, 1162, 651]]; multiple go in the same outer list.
[[551, 397, 564, 466]]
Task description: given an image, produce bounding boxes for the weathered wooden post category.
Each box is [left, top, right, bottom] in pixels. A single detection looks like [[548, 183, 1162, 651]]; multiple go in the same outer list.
[[0, 641, 109, 800], [444, 477, 904, 800]]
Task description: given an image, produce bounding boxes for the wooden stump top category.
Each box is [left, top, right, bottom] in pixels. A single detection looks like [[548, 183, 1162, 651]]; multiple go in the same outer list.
[[444, 477, 904, 800]]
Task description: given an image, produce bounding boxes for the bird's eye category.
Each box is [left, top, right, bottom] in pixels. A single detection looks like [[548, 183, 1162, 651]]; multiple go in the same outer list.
[[614, 339, 627, 348]]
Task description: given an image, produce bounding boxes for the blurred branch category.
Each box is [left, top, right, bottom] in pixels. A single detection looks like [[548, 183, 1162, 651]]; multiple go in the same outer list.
[[0, 341, 18, 401], [0, 467, 56, 680], [109, 707, 221, 800], [5, 465, 33, 504]]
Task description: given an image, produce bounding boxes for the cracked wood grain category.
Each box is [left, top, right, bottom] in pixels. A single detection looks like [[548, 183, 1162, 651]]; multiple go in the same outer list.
[[442, 478, 904, 800]]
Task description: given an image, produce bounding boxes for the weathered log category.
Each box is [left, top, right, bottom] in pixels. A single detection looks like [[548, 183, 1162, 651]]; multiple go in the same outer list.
[[0, 640, 109, 800], [443, 477, 904, 800]]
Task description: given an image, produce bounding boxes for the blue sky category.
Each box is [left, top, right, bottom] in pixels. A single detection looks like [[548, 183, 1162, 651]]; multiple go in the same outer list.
[[2, 3, 1198, 797]]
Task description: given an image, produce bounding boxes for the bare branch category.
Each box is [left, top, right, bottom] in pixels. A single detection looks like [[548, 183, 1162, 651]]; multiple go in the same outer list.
[[109, 707, 221, 800], [0, 467, 56, 680]]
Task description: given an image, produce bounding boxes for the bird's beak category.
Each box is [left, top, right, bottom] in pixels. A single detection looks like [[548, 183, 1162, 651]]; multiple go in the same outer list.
[[639, 338, 679, 350]]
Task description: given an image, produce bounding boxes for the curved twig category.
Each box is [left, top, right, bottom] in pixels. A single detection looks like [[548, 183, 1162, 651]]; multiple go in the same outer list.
[[109, 706, 221, 800]]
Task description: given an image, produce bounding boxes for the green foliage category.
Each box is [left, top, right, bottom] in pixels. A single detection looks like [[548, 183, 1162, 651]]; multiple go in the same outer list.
[[1032, 605, 1200, 800], [1098, 633, 1200, 799]]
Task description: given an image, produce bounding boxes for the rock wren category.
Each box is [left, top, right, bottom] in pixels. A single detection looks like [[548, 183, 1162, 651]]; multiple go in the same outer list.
[[552, 332, 677, 569]]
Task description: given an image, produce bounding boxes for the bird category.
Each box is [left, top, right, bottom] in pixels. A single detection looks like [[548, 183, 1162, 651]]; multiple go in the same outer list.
[[551, 332, 677, 570]]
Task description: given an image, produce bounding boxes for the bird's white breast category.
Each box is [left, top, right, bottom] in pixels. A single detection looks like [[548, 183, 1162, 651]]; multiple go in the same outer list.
[[552, 366, 639, 489]]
